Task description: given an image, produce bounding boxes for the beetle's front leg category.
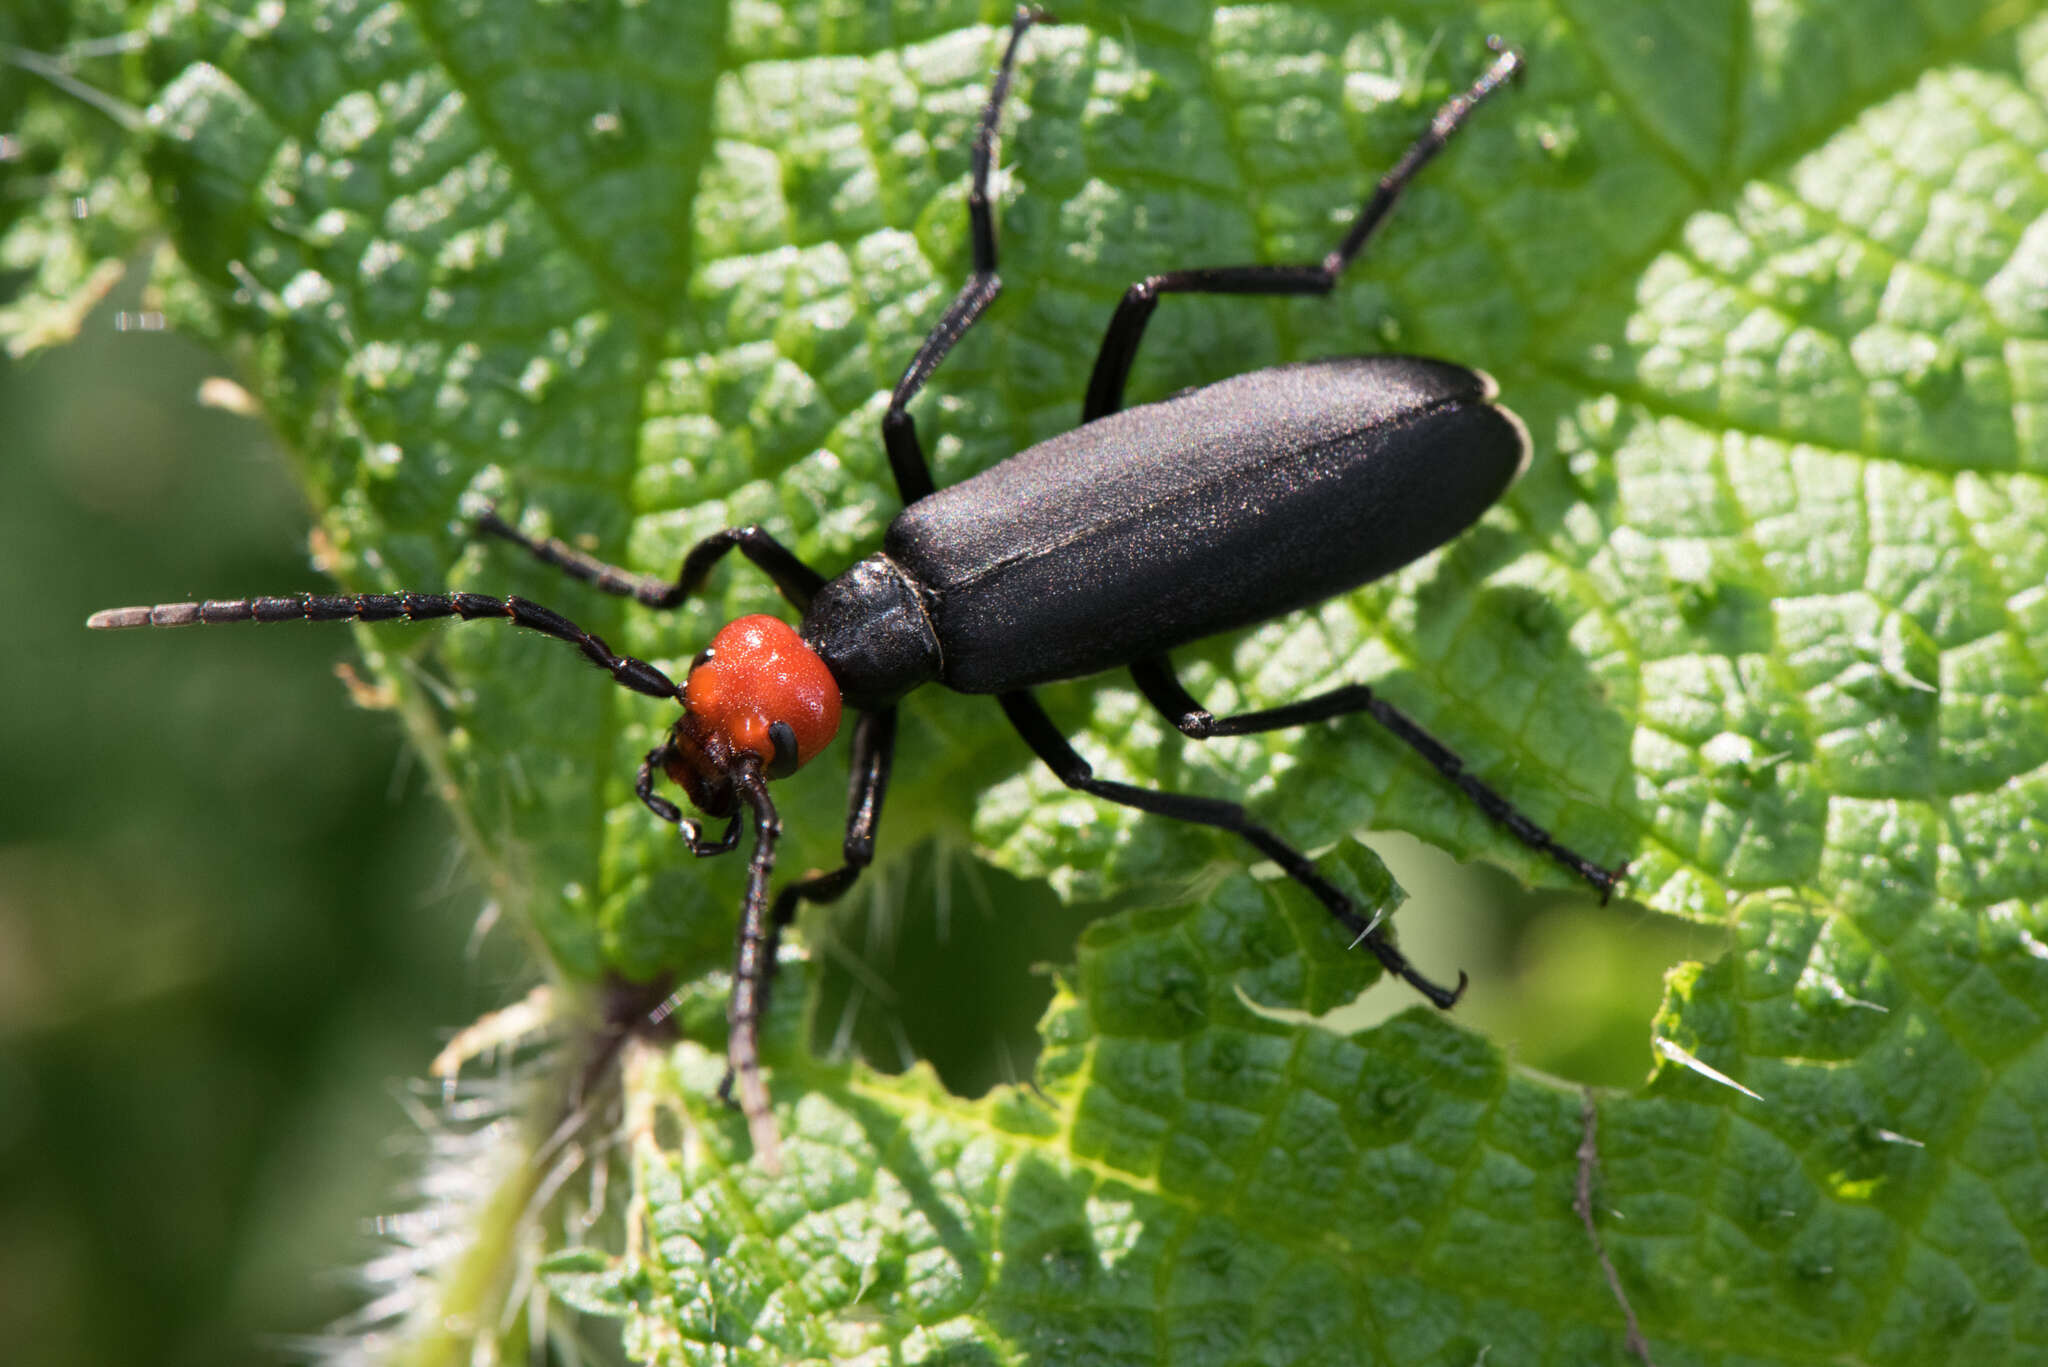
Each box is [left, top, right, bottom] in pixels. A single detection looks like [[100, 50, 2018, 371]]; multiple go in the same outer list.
[[476, 507, 830, 615]]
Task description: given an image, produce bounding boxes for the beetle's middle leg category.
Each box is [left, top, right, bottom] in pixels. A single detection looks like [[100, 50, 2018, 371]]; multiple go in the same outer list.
[[997, 689, 1467, 1008], [1081, 45, 1521, 424], [1129, 655, 1625, 899]]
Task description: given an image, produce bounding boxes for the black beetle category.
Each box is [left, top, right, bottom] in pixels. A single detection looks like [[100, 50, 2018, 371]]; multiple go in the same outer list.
[[91, 12, 1622, 1167]]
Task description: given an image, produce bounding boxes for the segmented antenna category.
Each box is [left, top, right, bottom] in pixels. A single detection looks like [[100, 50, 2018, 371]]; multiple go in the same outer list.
[[724, 761, 785, 1173], [87, 592, 681, 700]]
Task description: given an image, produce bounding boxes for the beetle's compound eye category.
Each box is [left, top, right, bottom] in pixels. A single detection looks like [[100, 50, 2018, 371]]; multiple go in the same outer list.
[[691, 647, 714, 672], [683, 615, 842, 778], [766, 720, 800, 779]]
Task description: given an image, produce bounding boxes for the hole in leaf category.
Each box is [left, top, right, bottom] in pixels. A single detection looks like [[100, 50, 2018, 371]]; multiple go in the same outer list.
[[1337, 831, 1725, 1089], [808, 838, 1103, 1097]]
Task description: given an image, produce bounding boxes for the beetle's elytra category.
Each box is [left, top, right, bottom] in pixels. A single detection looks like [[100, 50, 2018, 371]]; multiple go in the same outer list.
[[91, 11, 1623, 1169]]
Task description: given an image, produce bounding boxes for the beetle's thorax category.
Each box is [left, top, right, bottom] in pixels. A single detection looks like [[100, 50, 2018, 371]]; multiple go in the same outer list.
[[800, 553, 942, 710]]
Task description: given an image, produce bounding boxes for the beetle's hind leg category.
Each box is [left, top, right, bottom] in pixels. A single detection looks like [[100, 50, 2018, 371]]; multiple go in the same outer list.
[[880, 7, 1048, 506], [1129, 655, 1626, 899], [997, 689, 1466, 1008], [1081, 43, 1522, 424]]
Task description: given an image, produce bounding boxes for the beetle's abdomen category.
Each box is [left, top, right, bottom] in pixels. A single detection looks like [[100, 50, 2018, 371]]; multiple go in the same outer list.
[[885, 356, 1529, 694]]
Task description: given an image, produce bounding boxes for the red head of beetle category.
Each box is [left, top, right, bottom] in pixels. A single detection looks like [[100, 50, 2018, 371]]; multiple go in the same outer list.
[[662, 615, 841, 813]]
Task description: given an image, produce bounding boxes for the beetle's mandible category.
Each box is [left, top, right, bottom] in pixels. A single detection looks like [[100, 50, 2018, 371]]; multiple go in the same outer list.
[[91, 11, 1625, 1169]]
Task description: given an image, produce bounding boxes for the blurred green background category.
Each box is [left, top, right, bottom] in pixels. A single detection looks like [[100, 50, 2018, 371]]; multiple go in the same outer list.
[[1, 278, 1713, 1365], [0, 271, 503, 1367]]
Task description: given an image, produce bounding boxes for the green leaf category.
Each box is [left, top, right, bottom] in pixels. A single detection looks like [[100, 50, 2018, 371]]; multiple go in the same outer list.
[[17, 0, 2048, 1363], [0, 1, 158, 352]]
